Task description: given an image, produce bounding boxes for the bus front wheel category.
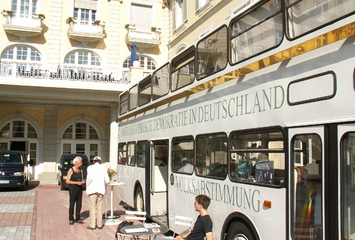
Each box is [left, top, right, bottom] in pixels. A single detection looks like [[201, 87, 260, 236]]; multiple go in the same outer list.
[[134, 186, 144, 212], [226, 222, 255, 240]]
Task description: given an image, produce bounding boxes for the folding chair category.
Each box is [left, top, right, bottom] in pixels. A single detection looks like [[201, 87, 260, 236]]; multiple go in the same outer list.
[[125, 210, 147, 222]]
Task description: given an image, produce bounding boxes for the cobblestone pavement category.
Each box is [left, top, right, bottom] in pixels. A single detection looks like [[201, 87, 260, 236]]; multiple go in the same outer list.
[[0, 181, 163, 240]]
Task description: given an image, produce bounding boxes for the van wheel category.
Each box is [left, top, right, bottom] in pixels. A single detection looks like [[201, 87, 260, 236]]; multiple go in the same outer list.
[[134, 186, 144, 212], [226, 222, 255, 240]]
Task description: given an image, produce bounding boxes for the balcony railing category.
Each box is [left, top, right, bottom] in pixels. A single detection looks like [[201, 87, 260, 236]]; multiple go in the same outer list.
[[125, 27, 161, 49], [0, 62, 130, 84], [2, 14, 44, 37], [68, 21, 105, 42]]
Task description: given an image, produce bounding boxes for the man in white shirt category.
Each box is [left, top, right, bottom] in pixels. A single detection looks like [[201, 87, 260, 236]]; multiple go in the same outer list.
[[86, 156, 110, 230], [178, 158, 194, 173]]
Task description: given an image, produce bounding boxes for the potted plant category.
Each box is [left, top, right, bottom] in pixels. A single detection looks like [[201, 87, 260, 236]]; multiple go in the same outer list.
[[66, 16, 76, 24], [125, 23, 135, 29], [34, 13, 45, 20], [2, 10, 14, 17], [94, 20, 105, 26], [38, 14, 45, 20], [151, 26, 157, 32]]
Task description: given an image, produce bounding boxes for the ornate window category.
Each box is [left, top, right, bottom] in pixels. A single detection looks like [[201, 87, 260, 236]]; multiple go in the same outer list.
[[173, 0, 187, 30], [61, 122, 100, 160], [11, 0, 38, 18], [74, 8, 96, 25], [2, 46, 41, 62], [64, 50, 101, 66], [0, 119, 39, 165], [123, 55, 156, 72]]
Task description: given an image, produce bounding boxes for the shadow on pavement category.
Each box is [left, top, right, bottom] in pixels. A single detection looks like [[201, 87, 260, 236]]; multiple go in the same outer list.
[[27, 180, 40, 190], [0, 180, 40, 192]]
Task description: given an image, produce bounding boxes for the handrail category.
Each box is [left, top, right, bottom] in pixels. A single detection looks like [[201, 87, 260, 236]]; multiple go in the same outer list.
[[0, 62, 130, 84]]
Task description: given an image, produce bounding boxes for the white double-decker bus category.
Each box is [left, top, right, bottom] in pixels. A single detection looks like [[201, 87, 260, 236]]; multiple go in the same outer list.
[[116, 0, 355, 239]]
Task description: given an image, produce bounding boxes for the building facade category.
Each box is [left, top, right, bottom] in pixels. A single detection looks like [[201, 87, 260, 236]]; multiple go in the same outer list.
[[0, 0, 169, 181]]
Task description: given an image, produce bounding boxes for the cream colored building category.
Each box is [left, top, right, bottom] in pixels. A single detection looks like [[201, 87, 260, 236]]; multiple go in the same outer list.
[[0, 0, 244, 182], [0, 0, 169, 182], [167, 0, 242, 56]]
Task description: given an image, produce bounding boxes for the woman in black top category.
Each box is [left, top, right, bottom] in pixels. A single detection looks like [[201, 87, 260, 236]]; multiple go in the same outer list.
[[66, 156, 85, 225]]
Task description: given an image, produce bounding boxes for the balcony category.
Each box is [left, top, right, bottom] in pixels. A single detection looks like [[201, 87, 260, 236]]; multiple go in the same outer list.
[[125, 26, 161, 49], [0, 62, 130, 84], [2, 14, 44, 38], [67, 20, 105, 43]]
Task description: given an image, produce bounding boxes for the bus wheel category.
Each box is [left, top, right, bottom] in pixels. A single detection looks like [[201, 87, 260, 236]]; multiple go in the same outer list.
[[134, 186, 144, 212], [226, 222, 255, 240]]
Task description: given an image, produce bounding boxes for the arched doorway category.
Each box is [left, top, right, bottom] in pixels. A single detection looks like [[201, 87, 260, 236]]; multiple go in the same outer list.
[[59, 117, 104, 161], [0, 117, 41, 179]]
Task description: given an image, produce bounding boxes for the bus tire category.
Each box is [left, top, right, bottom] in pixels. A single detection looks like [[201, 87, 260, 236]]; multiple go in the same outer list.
[[134, 186, 144, 212], [226, 222, 255, 240]]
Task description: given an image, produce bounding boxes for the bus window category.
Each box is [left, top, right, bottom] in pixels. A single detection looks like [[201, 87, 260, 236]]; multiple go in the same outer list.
[[139, 76, 152, 106], [342, 132, 355, 240], [230, 0, 282, 64], [127, 142, 136, 166], [196, 26, 228, 80], [152, 64, 170, 101], [171, 48, 195, 92], [196, 133, 228, 179], [118, 142, 127, 164], [230, 130, 285, 186], [292, 134, 322, 240], [172, 136, 194, 174], [137, 141, 147, 168], [286, 0, 354, 39], [129, 85, 138, 111], [119, 91, 128, 115]]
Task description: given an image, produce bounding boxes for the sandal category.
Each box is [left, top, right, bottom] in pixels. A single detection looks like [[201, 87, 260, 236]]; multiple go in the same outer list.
[[69, 221, 74, 225]]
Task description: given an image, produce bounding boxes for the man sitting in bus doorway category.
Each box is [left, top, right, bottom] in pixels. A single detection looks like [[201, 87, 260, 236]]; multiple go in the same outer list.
[[175, 194, 213, 240]]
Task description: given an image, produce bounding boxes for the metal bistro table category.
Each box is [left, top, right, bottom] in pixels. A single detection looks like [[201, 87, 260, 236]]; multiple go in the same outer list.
[[104, 181, 124, 225], [117, 223, 169, 240]]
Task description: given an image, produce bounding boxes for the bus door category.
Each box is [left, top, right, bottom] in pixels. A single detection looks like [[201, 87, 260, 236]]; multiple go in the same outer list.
[[288, 126, 325, 240], [149, 140, 168, 217], [338, 123, 355, 240]]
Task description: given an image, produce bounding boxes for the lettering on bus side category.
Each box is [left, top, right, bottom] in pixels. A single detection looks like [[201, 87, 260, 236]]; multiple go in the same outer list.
[[119, 85, 285, 137], [173, 174, 261, 213]]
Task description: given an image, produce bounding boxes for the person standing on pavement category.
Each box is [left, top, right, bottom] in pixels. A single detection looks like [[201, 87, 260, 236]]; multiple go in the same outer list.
[[86, 156, 110, 230], [66, 156, 85, 225]]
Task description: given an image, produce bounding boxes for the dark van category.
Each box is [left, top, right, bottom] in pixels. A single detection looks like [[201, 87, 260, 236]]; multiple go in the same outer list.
[[0, 151, 32, 190], [57, 153, 89, 190]]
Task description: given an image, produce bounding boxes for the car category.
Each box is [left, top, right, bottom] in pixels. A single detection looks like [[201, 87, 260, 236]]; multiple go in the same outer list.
[[57, 153, 89, 190], [0, 150, 32, 190]]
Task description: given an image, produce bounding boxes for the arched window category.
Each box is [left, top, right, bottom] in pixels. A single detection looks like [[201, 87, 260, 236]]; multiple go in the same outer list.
[[2, 45, 41, 62], [123, 55, 157, 73], [0, 120, 38, 138], [64, 50, 101, 66], [63, 50, 102, 80], [0, 119, 39, 165], [1, 45, 42, 77], [61, 121, 101, 160]]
